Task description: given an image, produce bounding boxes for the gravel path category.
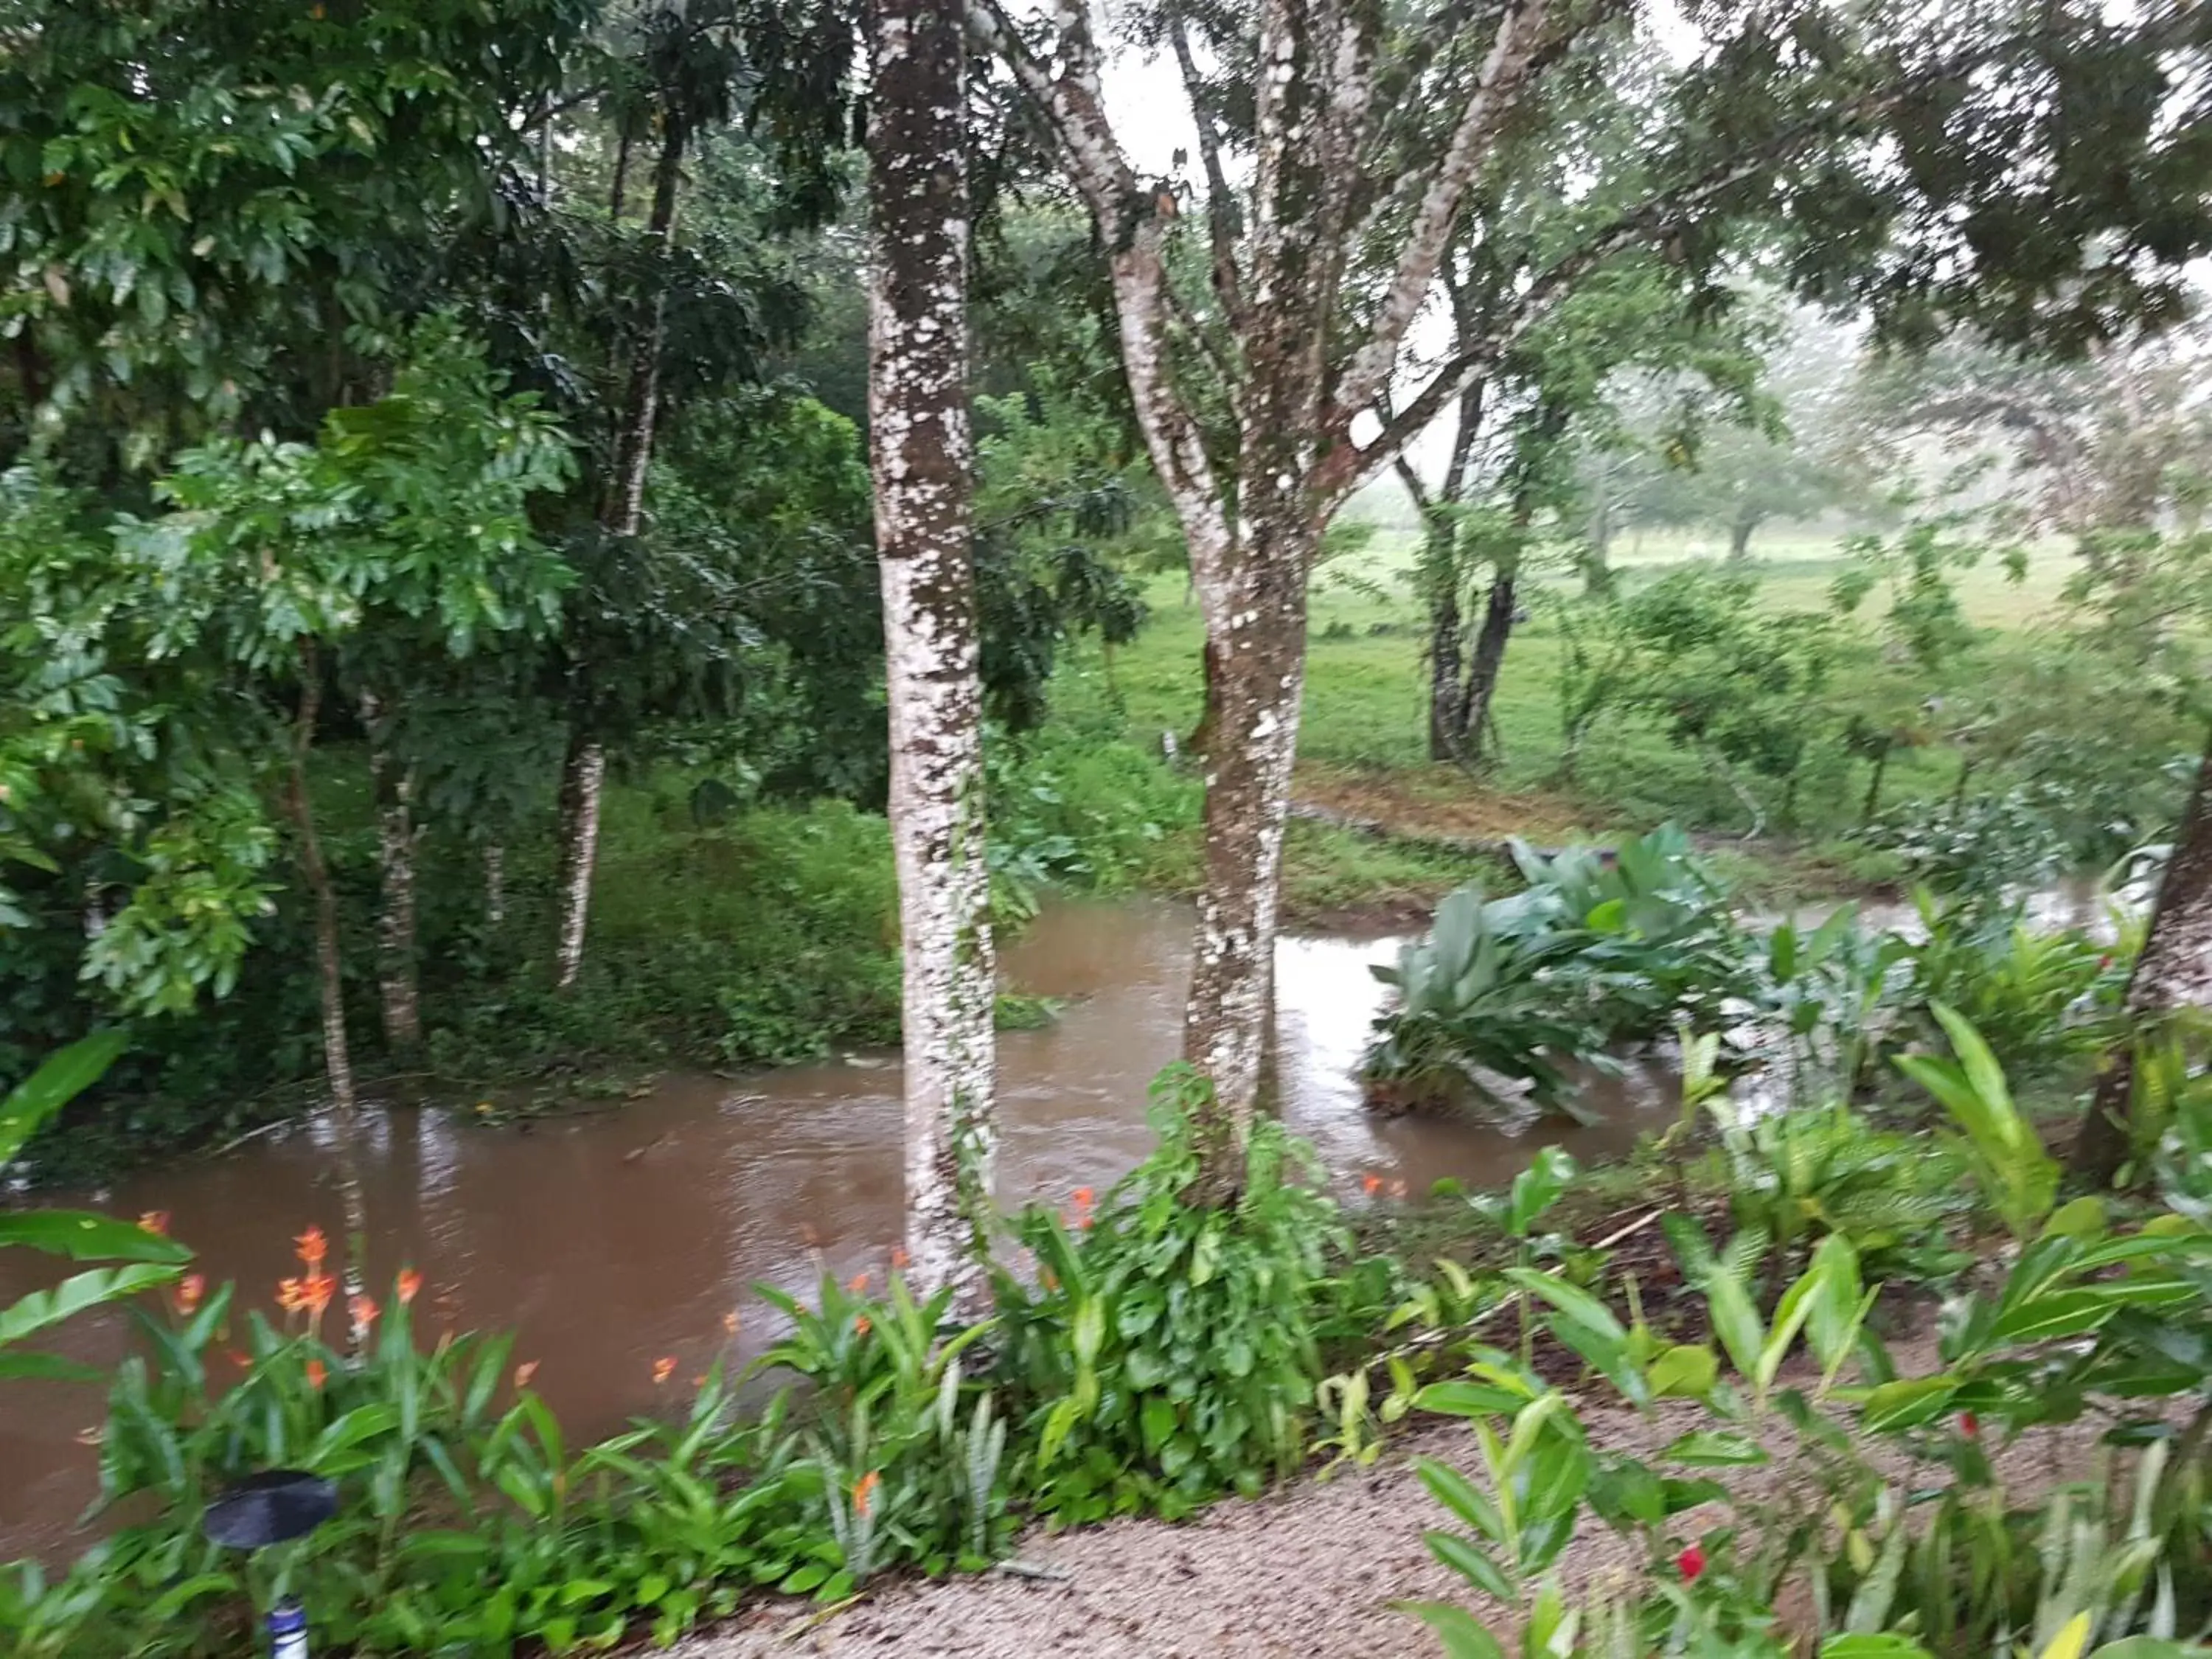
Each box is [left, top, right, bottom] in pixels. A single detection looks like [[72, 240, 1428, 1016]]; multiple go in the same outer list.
[[672, 1327, 2126, 1659]]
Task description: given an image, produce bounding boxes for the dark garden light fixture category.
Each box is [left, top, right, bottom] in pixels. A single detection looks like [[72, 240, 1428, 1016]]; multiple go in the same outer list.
[[201, 1470, 339, 1659]]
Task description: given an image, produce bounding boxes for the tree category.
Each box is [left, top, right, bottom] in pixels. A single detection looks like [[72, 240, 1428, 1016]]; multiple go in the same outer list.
[[869, 0, 996, 1310], [975, 0, 2212, 1161], [2073, 732, 2212, 1186]]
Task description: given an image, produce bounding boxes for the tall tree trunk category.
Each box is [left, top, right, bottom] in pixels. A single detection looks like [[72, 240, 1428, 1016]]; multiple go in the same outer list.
[[1183, 506, 1313, 1166], [361, 692, 422, 1062], [552, 727, 605, 992], [869, 0, 995, 1316], [1585, 500, 1614, 597], [2073, 731, 2212, 1185], [1427, 571, 1467, 762], [603, 119, 684, 540], [1860, 748, 1891, 826], [1458, 568, 1518, 761], [484, 844, 507, 930], [556, 116, 684, 990], [1728, 511, 1759, 561], [285, 647, 355, 1124], [282, 644, 371, 1337]]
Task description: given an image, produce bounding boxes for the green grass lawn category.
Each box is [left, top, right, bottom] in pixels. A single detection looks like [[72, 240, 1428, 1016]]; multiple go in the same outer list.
[[1051, 526, 2087, 871]]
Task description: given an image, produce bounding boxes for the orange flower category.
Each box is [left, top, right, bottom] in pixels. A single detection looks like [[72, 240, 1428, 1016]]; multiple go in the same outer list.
[[293, 1226, 327, 1267], [722, 1310, 740, 1335], [852, 1470, 879, 1517], [514, 1361, 540, 1391], [854, 1315, 872, 1337], [1361, 1173, 1383, 1195], [652, 1356, 677, 1385], [349, 1293, 380, 1335], [1078, 1214, 1095, 1231], [1071, 1186, 1095, 1208], [396, 1268, 422, 1306], [175, 1274, 206, 1316], [276, 1276, 307, 1315], [846, 1272, 870, 1295], [139, 1211, 170, 1237], [305, 1359, 327, 1390], [890, 1245, 910, 1271], [301, 1273, 335, 1317]]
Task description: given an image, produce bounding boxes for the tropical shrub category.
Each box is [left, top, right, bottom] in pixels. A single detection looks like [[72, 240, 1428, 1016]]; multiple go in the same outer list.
[[1362, 884, 1604, 1118], [1506, 829, 1756, 1043], [991, 1065, 1341, 1521], [1899, 891, 2118, 1077], [1403, 1208, 2212, 1659], [0, 1034, 192, 1380], [1706, 1099, 1969, 1280], [751, 1270, 1014, 1582], [1363, 827, 1756, 1120]]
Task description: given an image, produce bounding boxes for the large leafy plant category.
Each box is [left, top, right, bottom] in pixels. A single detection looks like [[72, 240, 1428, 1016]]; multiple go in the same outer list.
[[0, 1033, 191, 1380], [1362, 886, 1604, 1119], [992, 1065, 1340, 1522]]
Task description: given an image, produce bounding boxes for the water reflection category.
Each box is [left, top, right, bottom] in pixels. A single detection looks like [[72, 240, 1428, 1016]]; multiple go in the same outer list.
[[0, 897, 1677, 1560]]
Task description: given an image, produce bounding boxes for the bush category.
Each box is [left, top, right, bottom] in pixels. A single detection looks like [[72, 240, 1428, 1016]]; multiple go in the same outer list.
[[992, 1065, 1342, 1522], [1361, 827, 1756, 1119]]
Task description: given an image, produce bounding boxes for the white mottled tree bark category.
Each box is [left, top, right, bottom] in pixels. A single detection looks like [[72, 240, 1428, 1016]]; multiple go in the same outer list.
[[871, 0, 997, 1315], [2076, 731, 2212, 1183], [553, 735, 605, 992], [361, 691, 423, 1060]]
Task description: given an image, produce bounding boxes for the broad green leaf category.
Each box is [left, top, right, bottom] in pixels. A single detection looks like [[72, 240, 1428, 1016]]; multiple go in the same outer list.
[[1424, 1531, 1516, 1602], [0, 1263, 178, 1349], [1647, 1344, 1718, 1399], [2038, 1612, 2093, 1659], [1416, 1456, 1504, 1542], [0, 1210, 192, 1265], [1860, 1376, 1960, 1431], [1660, 1430, 1769, 1467], [0, 1032, 127, 1167], [1821, 1635, 1935, 1659], [1394, 1599, 1508, 1659], [1505, 1269, 1624, 1346], [1416, 1380, 1527, 1419], [0, 1350, 102, 1382]]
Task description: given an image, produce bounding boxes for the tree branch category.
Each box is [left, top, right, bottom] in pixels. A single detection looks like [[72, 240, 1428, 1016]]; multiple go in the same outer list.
[[1332, 0, 1557, 421], [1167, 11, 1248, 333]]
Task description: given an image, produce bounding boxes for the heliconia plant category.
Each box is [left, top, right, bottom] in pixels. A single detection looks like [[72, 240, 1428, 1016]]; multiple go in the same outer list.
[[0, 1033, 192, 1382]]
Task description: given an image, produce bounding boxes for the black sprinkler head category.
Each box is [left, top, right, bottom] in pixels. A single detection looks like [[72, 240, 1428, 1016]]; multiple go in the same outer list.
[[201, 1471, 339, 1550]]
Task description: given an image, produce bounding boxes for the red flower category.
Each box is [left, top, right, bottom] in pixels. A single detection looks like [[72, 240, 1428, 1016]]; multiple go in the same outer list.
[[847, 1272, 870, 1295], [138, 1211, 170, 1238], [395, 1268, 422, 1306], [293, 1226, 327, 1267], [1361, 1173, 1383, 1195], [305, 1360, 327, 1391], [349, 1293, 380, 1335], [175, 1274, 206, 1316], [1677, 1543, 1707, 1583], [853, 1470, 879, 1517], [890, 1245, 910, 1270], [1960, 1412, 1980, 1439], [1071, 1186, 1095, 1208], [854, 1315, 872, 1337]]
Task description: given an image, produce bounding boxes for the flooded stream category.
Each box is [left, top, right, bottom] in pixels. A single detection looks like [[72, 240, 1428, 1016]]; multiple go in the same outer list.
[[0, 898, 1678, 1562]]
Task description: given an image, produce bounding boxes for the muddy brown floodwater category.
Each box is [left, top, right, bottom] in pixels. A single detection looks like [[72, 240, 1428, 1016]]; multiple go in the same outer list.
[[0, 897, 1677, 1563]]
